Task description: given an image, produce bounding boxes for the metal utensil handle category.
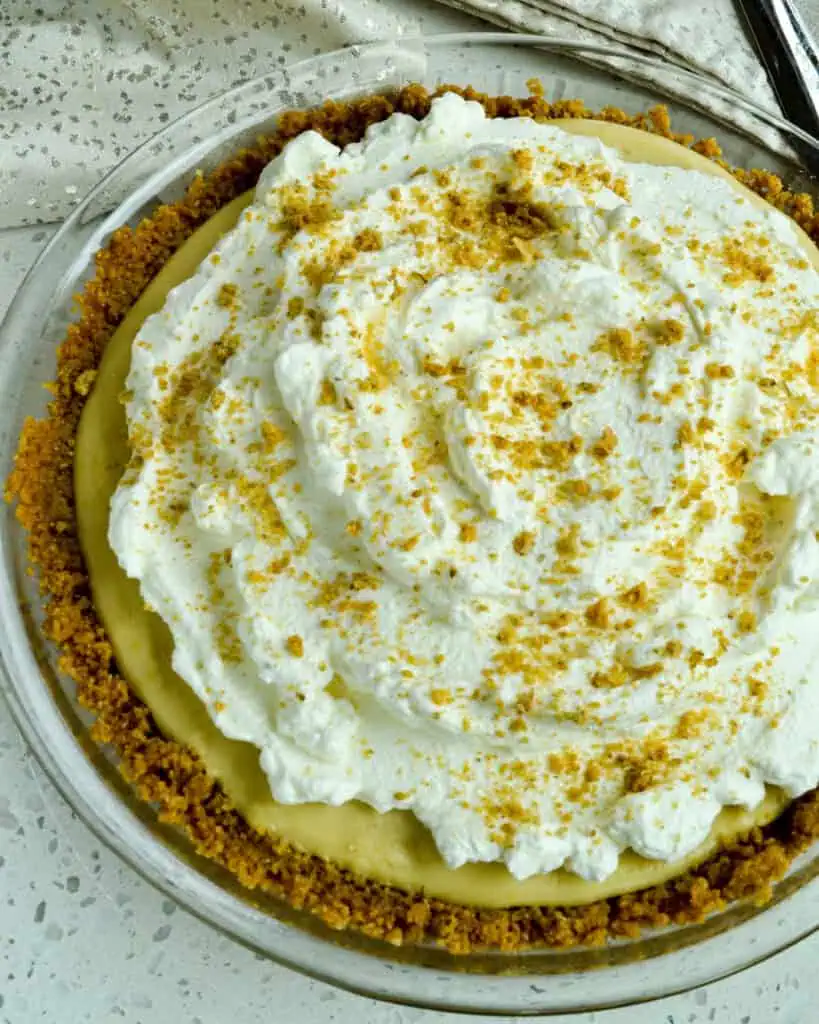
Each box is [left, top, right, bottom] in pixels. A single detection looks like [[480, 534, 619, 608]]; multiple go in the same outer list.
[[765, 0, 819, 123]]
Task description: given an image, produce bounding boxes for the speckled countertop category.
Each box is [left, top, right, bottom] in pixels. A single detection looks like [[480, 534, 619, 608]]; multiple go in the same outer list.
[[1, 220, 816, 1024], [2, 0, 819, 1017]]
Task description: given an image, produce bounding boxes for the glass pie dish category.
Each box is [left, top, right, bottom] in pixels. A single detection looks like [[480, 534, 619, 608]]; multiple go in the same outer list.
[[2, 32, 819, 1016]]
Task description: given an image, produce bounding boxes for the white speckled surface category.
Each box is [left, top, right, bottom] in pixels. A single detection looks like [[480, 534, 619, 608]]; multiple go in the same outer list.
[[2, 0, 819, 1016], [2, 0, 812, 228], [1, 219, 817, 1024]]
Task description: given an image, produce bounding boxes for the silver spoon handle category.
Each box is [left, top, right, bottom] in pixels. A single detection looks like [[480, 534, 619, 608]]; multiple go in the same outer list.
[[738, 0, 819, 152], [764, 0, 819, 124]]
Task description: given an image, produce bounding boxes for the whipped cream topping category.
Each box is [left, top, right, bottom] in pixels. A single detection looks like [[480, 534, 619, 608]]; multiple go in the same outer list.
[[110, 94, 819, 881]]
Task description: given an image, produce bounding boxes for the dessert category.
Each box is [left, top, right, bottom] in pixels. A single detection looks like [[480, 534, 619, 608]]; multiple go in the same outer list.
[[10, 85, 819, 951]]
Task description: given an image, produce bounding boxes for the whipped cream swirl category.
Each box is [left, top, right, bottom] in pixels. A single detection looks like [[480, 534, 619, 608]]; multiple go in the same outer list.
[[110, 94, 819, 880]]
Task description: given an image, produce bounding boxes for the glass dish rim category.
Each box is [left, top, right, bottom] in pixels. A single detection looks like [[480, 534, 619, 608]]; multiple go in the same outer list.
[[1, 31, 819, 1016]]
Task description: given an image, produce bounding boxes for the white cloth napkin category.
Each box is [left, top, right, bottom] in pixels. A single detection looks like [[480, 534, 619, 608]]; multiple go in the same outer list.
[[0, 0, 785, 229], [437, 0, 777, 110]]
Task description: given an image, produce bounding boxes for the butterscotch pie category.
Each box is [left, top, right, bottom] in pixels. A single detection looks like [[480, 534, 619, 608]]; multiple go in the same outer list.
[[10, 85, 819, 953]]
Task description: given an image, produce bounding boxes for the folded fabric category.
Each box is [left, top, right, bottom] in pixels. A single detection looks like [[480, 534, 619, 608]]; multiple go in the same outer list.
[[0, 0, 789, 229], [434, 0, 788, 143], [0, 0, 480, 228], [437, 0, 777, 106]]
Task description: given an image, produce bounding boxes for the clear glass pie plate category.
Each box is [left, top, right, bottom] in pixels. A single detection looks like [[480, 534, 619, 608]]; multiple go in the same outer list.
[[2, 33, 819, 1017]]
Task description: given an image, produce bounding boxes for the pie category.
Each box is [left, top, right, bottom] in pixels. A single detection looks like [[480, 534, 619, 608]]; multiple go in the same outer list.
[[9, 84, 819, 953]]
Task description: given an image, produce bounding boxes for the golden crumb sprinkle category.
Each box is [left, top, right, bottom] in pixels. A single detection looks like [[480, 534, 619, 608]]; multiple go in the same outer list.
[[285, 634, 304, 657], [430, 688, 453, 706], [318, 378, 337, 405], [216, 282, 238, 308], [620, 582, 650, 608], [674, 709, 711, 739], [459, 522, 478, 543], [511, 148, 534, 172], [276, 181, 340, 237], [590, 426, 618, 460], [651, 318, 685, 345], [512, 530, 536, 556], [260, 421, 287, 450], [354, 227, 383, 252], [594, 327, 643, 363], [737, 610, 758, 634], [555, 523, 581, 558], [571, 479, 591, 497], [720, 236, 775, 286], [706, 362, 735, 380], [591, 663, 629, 689], [676, 420, 695, 448], [585, 598, 612, 629]]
